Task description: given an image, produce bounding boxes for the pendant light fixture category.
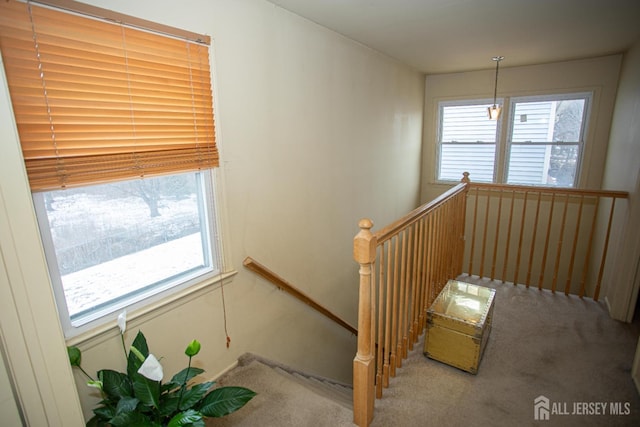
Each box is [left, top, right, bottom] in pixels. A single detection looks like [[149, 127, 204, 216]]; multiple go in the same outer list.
[[488, 56, 504, 120]]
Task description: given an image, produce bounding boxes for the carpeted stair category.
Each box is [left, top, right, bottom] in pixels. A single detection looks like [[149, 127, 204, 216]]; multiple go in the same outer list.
[[210, 353, 355, 426]]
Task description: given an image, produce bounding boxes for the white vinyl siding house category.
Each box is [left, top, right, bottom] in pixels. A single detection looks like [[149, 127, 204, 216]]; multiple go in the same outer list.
[[437, 93, 589, 187], [438, 101, 499, 182]]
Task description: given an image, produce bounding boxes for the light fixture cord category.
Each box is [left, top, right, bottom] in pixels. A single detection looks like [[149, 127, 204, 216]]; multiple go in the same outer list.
[[493, 59, 500, 105]]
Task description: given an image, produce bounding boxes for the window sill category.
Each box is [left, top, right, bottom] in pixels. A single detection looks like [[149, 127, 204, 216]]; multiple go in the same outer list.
[[66, 270, 237, 348]]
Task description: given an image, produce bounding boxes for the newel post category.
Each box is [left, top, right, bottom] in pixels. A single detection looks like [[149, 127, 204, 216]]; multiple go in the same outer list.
[[353, 218, 377, 427]]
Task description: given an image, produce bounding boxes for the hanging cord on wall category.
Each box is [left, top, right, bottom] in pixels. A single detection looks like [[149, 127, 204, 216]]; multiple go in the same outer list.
[[207, 171, 231, 348]]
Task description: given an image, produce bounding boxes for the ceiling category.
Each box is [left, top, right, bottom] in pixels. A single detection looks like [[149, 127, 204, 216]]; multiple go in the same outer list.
[[266, 0, 640, 74]]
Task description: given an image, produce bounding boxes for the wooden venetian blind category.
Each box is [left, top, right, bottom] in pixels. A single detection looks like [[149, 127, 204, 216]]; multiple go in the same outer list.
[[0, 1, 218, 191]]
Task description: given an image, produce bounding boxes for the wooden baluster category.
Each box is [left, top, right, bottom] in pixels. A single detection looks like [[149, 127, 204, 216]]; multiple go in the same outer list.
[[433, 207, 443, 292], [402, 227, 413, 359], [479, 189, 491, 278], [440, 209, 447, 293], [538, 193, 556, 290], [382, 241, 392, 388], [353, 219, 376, 427], [594, 198, 617, 301], [456, 191, 467, 278], [444, 202, 453, 283], [435, 205, 444, 289], [501, 190, 516, 283], [443, 203, 452, 283], [425, 212, 435, 306], [525, 191, 542, 288], [565, 195, 585, 295], [552, 193, 571, 293], [448, 197, 457, 280], [468, 186, 480, 275], [409, 223, 419, 350], [447, 202, 456, 281], [376, 244, 384, 397], [415, 217, 427, 336], [396, 230, 407, 367], [461, 174, 471, 276], [413, 219, 423, 343], [449, 196, 458, 279], [490, 189, 503, 280], [579, 197, 600, 297], [458, 175, 470, 278], [513, 191, 529, 285], [390, 235, 399, 377]]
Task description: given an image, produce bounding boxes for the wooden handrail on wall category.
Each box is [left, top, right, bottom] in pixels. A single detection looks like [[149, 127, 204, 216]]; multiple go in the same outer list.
[[243, 257, 358, 336]]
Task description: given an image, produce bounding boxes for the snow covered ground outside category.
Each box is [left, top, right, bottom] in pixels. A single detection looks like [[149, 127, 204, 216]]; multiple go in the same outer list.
[[62, 232, 204, 316], [43, 177, 208, 317]]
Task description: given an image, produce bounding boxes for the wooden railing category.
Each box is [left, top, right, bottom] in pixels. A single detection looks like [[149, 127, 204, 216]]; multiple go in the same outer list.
[[463, 181, 628, 300], [352, 180, 469, 426], [243, 257, 357, 335], [352, 174, 628, 426]]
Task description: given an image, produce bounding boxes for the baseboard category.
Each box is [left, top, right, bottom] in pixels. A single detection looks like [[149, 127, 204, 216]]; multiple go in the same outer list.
[[211, 359, 239, 381]]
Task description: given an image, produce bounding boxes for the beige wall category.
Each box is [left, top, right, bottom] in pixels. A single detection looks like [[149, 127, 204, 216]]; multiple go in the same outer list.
[[0, 0, 424, 422], [600, 40, 640, 321], [420, 55, 622, 203], [0, 340, 22, 426]]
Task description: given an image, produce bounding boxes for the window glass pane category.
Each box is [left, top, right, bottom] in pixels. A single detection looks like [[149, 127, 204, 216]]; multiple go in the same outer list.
[[552, 99, 585, 142], [439, 143, 495, 182], [441, 104, 498, 142], [40, 172, 214, 324], [512, 99, 585, 143], [507, 144, 579, 187]]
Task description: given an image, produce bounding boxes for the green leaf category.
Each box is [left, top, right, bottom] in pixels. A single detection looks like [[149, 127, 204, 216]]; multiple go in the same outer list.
[[169, 367, 204, 386], [161, 381, 181, 393], [167, 409, 204, 427], [115, 396, 139, 415], [127, 331, 149, 378], [67, 346, 82, 367], [158, 392, 180, 417], [184, 340, 201, 357], [99, 369, 132, 400], [178, 381, 214, 410], [85, 414, 106, 427], [132, 373, 160, 409], [109, 410, 153, 427], [92, 404, 116, 421], [198, 386, 256, 418]]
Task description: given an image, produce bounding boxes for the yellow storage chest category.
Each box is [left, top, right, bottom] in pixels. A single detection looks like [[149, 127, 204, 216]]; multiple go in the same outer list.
[[424, 280, 496, 374]]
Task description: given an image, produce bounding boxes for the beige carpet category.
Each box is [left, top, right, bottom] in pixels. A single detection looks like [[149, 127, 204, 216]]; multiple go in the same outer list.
[[370, 277, 640, 427], [211, 354, 354, 427]]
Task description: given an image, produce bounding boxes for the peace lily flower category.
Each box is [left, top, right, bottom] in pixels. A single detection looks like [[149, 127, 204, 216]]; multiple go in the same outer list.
[[117, 310, 127, 335], [137, 353, 164, 382]]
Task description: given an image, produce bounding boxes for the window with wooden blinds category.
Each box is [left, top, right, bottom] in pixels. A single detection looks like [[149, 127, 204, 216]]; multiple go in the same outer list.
[[0, 0, 218, 191]]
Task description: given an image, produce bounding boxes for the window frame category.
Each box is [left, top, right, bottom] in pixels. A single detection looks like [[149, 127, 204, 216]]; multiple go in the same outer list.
[[504, 92, 592, 188], [436, 98, 503, 183], [32, 169, 227, 338], [435, 92, 592, 187]]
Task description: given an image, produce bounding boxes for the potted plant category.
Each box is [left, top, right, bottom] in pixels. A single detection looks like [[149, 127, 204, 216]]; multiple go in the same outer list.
[[67, 312, 256, 427]]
